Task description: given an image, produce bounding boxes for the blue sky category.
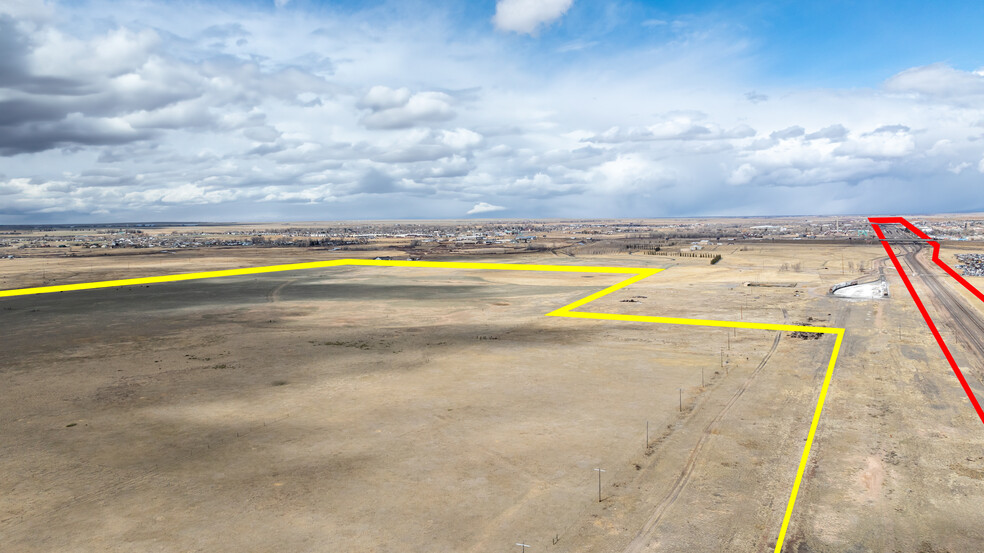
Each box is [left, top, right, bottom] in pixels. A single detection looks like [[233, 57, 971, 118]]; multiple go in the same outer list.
[[264, 0, 984, 86], [1, 0, 984, 222], [728, 1, 984, 86]]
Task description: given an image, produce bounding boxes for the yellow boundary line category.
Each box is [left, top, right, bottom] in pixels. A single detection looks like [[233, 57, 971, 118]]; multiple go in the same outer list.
[[0, 258, 843, 551]]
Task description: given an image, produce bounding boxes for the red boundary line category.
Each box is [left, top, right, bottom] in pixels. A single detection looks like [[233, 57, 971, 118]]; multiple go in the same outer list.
[[870, 216, 984, 303], [868, 216, 984, 426]]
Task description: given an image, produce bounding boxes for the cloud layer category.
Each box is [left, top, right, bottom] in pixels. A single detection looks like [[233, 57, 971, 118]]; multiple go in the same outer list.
[[1, 1, 984, 223]]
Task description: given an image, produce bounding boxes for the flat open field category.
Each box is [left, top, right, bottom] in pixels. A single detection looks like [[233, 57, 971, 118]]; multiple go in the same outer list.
[[3, 243, 984, 552]]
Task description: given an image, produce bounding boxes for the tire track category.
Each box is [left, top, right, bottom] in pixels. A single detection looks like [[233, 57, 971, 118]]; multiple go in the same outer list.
[[266, 278, 297, 303], [0, 469, 158, 534], [623, 325, 785, 553]]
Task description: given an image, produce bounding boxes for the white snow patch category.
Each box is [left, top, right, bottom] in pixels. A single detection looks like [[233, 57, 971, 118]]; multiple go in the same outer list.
[[833, 280, 889, 299]]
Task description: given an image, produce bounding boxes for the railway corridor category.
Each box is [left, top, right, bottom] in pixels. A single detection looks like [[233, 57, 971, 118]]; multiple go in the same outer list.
[[875, 221, 984, 407]]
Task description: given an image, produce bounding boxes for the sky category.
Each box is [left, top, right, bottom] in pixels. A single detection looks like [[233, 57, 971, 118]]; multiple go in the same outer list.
[[1, 0, 984, 223]]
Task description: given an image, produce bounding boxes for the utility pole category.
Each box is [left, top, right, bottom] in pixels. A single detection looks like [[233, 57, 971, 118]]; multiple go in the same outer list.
[[594, 468, 605, 502], [701, 367, 704, 388], [646, 420, 649, 448], [679, 388, 683, 411], [517, 542, 530, 553]]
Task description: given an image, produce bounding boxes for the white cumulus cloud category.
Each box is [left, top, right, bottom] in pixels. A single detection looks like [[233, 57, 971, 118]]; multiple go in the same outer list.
[[467, 201, 506, 215], [358, 87, 455, 129], [358, 86, 412, 111], [835, 126, 915, 159], [884, 63, 984, 98], [492, 0, 573, 35]]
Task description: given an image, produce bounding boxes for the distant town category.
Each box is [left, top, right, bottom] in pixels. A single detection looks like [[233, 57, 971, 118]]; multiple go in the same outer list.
[[2, 216, 984, 264]]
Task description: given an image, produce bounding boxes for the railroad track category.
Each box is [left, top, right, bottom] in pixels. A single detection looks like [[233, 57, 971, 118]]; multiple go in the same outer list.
[[894, 239, 984, 379]]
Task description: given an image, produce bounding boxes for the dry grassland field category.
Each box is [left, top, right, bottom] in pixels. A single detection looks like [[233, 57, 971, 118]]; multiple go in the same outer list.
[[3, 242, 984, 552]]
